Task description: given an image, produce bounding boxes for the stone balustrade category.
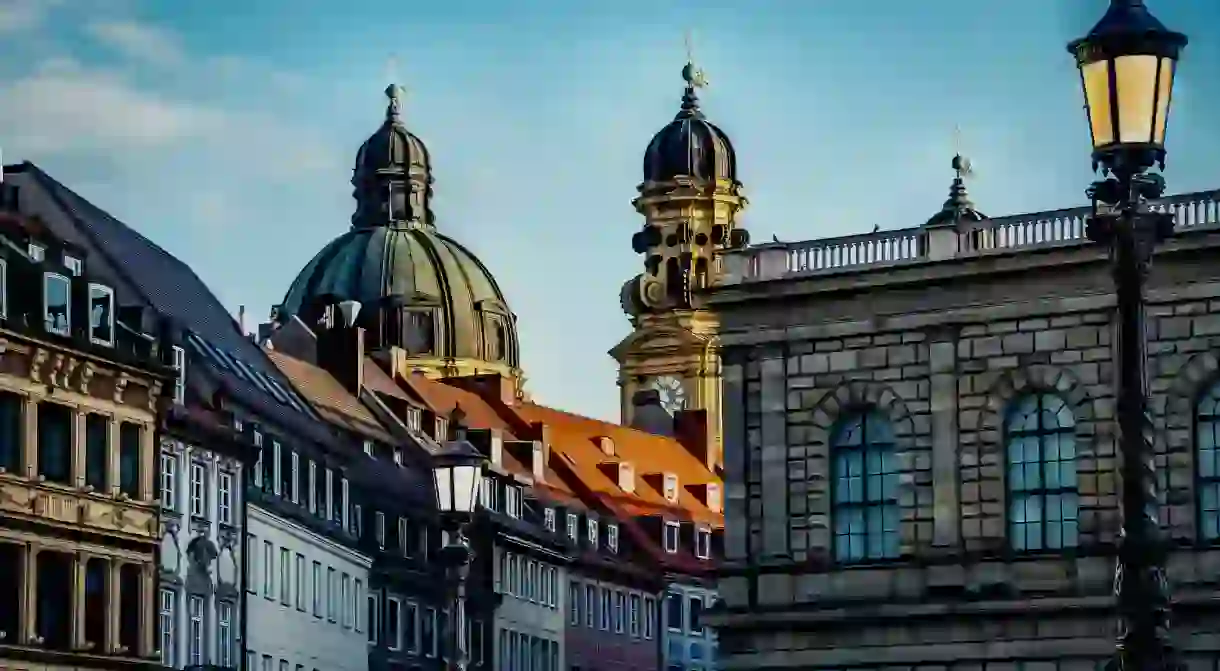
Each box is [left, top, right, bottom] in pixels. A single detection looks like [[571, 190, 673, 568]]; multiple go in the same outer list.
[[718, 189, 1220, 284]]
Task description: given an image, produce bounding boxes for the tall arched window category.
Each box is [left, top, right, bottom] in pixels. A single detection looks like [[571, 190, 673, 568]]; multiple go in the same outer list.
[[831, 411, 900, 562], [1195, 383, 1220, 540], [1006, 393, 1079, 551]]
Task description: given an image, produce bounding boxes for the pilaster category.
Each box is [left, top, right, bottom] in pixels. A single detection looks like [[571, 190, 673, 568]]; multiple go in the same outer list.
[[23, 395, 38, 479], [72, 552, 86, 650], [72, 409, 85, 489], [140, 563, 154, 658], [22, 542, 40, 645], [109, 559, 123, 654], [140, 423, 154, 501], [107, 418, 120, 497]]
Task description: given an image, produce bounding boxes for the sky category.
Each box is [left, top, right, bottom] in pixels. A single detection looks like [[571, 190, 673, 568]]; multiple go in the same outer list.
[[1, 0, 1218, 422]]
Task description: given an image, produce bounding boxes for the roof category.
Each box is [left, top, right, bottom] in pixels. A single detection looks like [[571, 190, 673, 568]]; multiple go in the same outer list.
[[265, 350, 394, 444]]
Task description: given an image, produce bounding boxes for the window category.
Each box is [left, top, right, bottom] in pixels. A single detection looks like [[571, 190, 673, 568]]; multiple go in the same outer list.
[[666, 591, 683, 631], [218, 601, 233, 667], [327, 567, 337, 621], [308, 460, 317, 514], [295, 553, 306, 610], [0, 260, 6, 318], [159, 588, 176, 666], [262, 541, 273, 597], [643, 597, 656, 639], [64, 254, 82, 275], [386, 597, 402, 650], [363, 439, 374, 457], [311, 561, 322, 617], [607, 523, 619, 553], [629, 594, 641, 637], [481, 476, 498, 511], [689, 596, 704, 634], [375, 512, 386, 548], [614, 591, 625, 633], [505, 485, 522, 518], [354, 504, 364, 538], [341, 477, 350, 528], [528, 560, 538, 601], [543, 507, 555, 532], [423, 608, 438, 657], [88, 283, 114, 345], [695, 527, 712, 559], [118, 422, 141, 499], [566, 513, 578, 541], [37, 402, 72, 485], [664, 521, 680, 553], [291, 452, 300, 503], [324, 468, 334, 521], [342, 573, 352, 628], [171, 345, 186, 405], [272, 440, 282, 495], [43, 272, 70, 336], [588, 518, 599, 549], [245, 534, 257, 593], [280, 548, 291, 603], [831, 410, 901, 562], [188, 594, 204, 665], [354, 579, 364, 633], [160, 453, 177, 510], [1006, 393, 1079, 551], [399, 517, 413, 557], [585, 584, 595, 628], [28, 242, 44, 262], [569, 581, 580, 625], [405, 602, 420, 653], [1199, 383, 1220, 539], [506, 553, 518, 595], [261, 655, 271, 671], [393, 448, 403, 466], [599, 588, 611, 630], [0, 392, 16, 474], [190, 462, 207, 517], [366, 592, 379, 645], [218, 472, 233, 524]]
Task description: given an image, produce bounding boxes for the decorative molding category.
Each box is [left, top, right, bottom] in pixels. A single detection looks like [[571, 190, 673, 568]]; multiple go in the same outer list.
[[112, 372, 130, 403]]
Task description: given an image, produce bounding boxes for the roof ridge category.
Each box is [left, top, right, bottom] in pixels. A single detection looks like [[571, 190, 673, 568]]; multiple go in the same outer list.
[[522, 401, 682, 441]]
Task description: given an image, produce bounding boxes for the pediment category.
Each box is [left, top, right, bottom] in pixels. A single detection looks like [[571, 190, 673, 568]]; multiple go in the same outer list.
[[609, 325, 710, 362]]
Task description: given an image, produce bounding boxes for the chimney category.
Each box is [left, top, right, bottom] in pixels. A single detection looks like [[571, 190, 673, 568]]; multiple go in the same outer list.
[[674, 408, 713, 471], [630, 389, 674, 437], [315, 300, 365, 394], [531, 440, 548, 483], [596, 436, 615, 457], [238, 305, 247, 336]]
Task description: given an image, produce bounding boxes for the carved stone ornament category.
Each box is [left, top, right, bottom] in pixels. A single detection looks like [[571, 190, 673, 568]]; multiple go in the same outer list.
[[28, 347, 49, 381], [77, 362, 97, 394], [113, 372, 130, 403]]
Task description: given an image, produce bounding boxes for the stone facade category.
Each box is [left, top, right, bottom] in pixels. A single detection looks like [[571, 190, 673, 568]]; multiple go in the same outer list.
[[706, 190, 1220, 670]]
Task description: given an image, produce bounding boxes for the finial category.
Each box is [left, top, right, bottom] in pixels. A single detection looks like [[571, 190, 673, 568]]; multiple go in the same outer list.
[[385, 83, 405, 121], [677, 30, 707, 119], [951, 124, 974, 179]]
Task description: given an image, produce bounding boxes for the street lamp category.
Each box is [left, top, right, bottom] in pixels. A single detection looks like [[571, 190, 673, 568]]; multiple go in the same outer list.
[[432, 439, 487, 671], [1068, 2, 1187, 671]]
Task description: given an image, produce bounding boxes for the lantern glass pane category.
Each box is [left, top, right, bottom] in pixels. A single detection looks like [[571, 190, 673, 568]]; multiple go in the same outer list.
[[1114, 54, 1159, 144], [434, 467, 453, 513], [453, 464, 480, 514], [1082, 60, 1114, 148], [1153, 57, 1176, 144]]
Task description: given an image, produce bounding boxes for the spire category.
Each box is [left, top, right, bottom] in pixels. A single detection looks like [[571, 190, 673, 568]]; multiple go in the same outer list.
[[677, 30, 707, 120]]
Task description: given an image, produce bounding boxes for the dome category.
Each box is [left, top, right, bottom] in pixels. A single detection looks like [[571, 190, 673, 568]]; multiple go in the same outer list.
[[279, 84, 520, 374], [642, 63, 737, 184], [925, 154, 987, 227]]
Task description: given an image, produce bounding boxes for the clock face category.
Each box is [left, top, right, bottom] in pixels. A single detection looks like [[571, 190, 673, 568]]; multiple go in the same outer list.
[[648, 375, 688, 414]]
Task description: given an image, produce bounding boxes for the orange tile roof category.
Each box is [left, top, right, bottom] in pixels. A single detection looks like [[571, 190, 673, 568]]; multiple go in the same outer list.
[[510, 403, 723, 527], [266, 350, 393, 443]]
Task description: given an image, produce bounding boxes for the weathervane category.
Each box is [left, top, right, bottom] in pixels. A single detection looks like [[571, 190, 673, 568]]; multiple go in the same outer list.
[[952, 124, 974, 179], [683, 29, 708, 89]]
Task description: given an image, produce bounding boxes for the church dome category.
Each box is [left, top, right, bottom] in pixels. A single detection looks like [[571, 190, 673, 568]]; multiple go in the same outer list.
[[642, 63, 737, 184], [279, 85, 520, 372], [924, 154, 987, 227]]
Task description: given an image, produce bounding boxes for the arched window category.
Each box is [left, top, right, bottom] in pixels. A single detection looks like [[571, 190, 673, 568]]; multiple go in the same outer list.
[[1195, 383, 1220, 540], [831, 411, 900, 562], [1006, 393, 1078, 551]]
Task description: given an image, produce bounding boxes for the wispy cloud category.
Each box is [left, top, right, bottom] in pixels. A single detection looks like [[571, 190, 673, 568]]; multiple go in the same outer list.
[[86, 18, 185, 68], [0, 0, 60, 33]]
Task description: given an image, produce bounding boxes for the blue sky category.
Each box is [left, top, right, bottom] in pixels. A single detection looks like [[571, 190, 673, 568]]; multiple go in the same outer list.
[[2, 0, 1217, 422]]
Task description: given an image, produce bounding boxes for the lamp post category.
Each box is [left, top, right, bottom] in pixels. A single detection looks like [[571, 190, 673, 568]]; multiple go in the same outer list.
[[1068, 2, 1187, 670], [431, 439, 487, 671]]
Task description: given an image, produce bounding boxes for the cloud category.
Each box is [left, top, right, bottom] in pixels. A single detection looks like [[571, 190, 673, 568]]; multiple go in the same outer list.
[[0, 0, 59, 33], [0, 61, 222, 154], [86, 18, 185, 68]]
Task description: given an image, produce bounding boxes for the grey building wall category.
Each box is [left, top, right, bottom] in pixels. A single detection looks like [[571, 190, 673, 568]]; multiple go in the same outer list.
[[492, 542, 566, 670], [662, 581, 718, 671], [706, 191, 1220, 671]]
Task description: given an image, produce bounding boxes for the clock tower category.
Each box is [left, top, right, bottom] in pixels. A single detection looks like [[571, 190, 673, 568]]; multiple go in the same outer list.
[[610, 54, 749, 472]]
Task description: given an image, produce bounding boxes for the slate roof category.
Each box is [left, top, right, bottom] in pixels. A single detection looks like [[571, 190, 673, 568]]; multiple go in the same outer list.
[[7, 162, 333, 446]]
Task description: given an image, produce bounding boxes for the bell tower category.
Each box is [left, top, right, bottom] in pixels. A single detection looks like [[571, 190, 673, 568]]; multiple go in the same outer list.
[[610, 46, 749, 471]]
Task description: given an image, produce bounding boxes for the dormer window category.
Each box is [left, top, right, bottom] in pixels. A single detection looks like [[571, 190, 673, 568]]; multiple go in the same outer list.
[[88, 284, 114, 346], [607, 523, 619, 553], [663, 521, 680, 554], [435, 418, 448, 441], [28, 243, 44, 262], [695, 527, 711, 559], [170, 345, 186, 405], [363, 440, 374, 457], [43, 272, 71, 336], [566, 513, 578, 541], [392, 448, 403, 466], [63, 255, 82, 276], [587, 518, 599, 549], [481, 476, 499, 511], [543, 508, 555, 532], [406, 407, 421, 431], [505, 485, 523, 519], [663, 474, 679, 503]]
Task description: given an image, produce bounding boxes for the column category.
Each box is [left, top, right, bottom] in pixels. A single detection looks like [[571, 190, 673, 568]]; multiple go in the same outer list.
[[140, 423, 154, 502], [22, 543, 39, 644], [929, 338, 961, 547], [140, 563, 154, 658], [72, 552, 86, 650], [22, 395, 38, 480], [107, 417, 120, 498], [72, 409, 85, 489], [108, 560, 122, 653]]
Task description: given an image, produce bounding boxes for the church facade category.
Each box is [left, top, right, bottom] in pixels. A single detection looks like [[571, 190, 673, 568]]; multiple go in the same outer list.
[[704, 161, 1220, 669]]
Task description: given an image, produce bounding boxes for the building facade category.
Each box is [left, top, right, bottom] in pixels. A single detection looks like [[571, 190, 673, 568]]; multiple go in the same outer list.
[[0, 174, 169, 671], [661, 581, 716, 671], [707, 168, 1220, 669]]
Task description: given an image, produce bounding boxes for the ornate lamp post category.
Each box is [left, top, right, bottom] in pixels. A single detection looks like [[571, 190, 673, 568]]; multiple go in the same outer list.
[[1068, 2, 1187, 670], [431, 439, 487, 671]]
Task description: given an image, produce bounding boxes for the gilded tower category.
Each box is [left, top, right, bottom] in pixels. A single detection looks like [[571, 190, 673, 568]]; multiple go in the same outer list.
[[611, 56, 750, 469]]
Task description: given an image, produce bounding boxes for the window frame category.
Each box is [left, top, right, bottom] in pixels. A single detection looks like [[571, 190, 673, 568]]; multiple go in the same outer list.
[[42, 271, 71, 336], [1004, 393, 1080, 553], [830, 409, 902, 563], [663, 521, 680, 553], [87, 282, 115, 346]]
